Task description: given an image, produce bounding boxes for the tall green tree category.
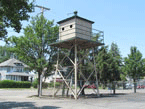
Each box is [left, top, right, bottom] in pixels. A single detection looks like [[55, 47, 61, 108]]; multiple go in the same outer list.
[[109, 42, 121, 94], [109, 42, 122, 63], [0, 0, 34, 40], [96, 44, 121, 94], [124, 46, 145, 93], [96, 46, 111, 87], [8, 15, 58, 96]]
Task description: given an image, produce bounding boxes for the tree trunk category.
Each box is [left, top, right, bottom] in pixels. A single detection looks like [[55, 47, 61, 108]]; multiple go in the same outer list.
[[66, 88, 69, 97], [62, 82, 65, 96], [133, 79, 136, 93], [38, 73, 41, 97], [81, 87, 85, 95], [66, 82, 70, 97], [123, 81, 126, 89], [78, 80, 85, 95], [112, 82, 116, 94]]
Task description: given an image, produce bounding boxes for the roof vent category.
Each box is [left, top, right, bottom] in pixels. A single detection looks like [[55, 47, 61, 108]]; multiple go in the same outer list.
[[74, 11, 78, 16]]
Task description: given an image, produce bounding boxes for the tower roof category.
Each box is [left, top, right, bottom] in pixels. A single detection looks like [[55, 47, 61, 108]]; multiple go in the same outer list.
[[57, 15, 94, 24], [0, 58, 29, 67]]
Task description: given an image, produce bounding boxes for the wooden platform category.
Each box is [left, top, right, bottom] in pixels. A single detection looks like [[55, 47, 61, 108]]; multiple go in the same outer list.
[[49, 37, 104, 49]]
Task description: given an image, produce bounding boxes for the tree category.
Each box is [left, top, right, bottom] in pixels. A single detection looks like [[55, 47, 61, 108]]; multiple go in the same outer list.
[[124, 46, 145, 93], [109, 42, 121, 94], [0, 0, 34, 40], [96, 43, 121, 94], [96, 46, 111, 88], [0, 45, 12, 63], [8, 15, 58, 96]]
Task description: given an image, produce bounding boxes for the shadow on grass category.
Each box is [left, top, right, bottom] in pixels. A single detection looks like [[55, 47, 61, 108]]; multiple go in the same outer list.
[[0, 101, 60, 109]]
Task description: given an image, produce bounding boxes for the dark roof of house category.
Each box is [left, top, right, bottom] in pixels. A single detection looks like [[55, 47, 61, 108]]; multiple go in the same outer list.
[[57, 15, 94, 24], [0, 58, 29, 67]]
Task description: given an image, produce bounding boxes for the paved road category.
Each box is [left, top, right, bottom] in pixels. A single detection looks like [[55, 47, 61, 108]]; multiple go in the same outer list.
[[0, 89, 145, 109]]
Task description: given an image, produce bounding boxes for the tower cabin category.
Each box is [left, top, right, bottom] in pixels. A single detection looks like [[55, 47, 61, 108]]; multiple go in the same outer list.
[[50, 11, 104, 49], [58, 11, 94, 41]]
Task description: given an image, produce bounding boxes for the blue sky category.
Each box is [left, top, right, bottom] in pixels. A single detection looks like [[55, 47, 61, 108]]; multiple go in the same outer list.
[[0, 0, 145, 58]]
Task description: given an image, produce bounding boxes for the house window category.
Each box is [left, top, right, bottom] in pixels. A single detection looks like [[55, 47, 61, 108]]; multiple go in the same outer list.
[[7, 67, 10, 72], [6, 75, 11, 80], [14, 68, 23, 72], [11, 75, 14, 80], [14, 63, 23, 66]]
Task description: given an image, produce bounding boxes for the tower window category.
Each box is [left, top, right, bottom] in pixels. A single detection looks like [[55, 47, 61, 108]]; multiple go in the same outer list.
[[62, 27, 64, 31], [70, 25, 73, 28]]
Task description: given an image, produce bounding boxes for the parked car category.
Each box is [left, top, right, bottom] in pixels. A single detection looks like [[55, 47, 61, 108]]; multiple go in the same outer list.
[[56, 78, 63, 82], [125, 83, 133, 89], [137, 85, 145, 89], [83, 83, 96, 89]]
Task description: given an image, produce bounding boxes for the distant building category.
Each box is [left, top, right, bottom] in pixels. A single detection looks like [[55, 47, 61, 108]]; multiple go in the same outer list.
[[43, 67, 69, 83], [0, 58, 33, 81]]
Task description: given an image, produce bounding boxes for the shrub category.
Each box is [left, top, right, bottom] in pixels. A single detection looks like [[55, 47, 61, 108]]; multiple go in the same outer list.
[[0, 80, 31, 88], [32, 78, 48, 88], [21, 81, 31, 88], [32, 79, 38, 88], [48, 82, 53, 87], [42, 82, 48, 88], [48, 82, 61, 88]]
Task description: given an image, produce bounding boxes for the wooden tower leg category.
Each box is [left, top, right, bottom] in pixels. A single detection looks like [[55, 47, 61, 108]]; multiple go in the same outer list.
[[74, 43, 77, 100], [53, 48, 59, 97], [93, 48, 100, 96]]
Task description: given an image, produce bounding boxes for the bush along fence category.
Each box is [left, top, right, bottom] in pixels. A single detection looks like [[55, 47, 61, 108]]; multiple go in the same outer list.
[[0, 80, 31, 88]]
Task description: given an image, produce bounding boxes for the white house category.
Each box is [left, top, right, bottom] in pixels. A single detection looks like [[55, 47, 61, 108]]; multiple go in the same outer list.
[[43, 67, 69, 83], [0, 58, 33, 81], [43, 71, 61, 83]]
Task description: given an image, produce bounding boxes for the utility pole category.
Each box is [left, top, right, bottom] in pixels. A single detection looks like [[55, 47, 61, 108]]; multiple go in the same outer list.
[[35, 5, 50, 15], [35, 5, 50, 97]]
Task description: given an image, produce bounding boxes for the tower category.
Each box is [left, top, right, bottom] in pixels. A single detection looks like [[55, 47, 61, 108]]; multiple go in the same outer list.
[[50, 11, 104, 99]]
